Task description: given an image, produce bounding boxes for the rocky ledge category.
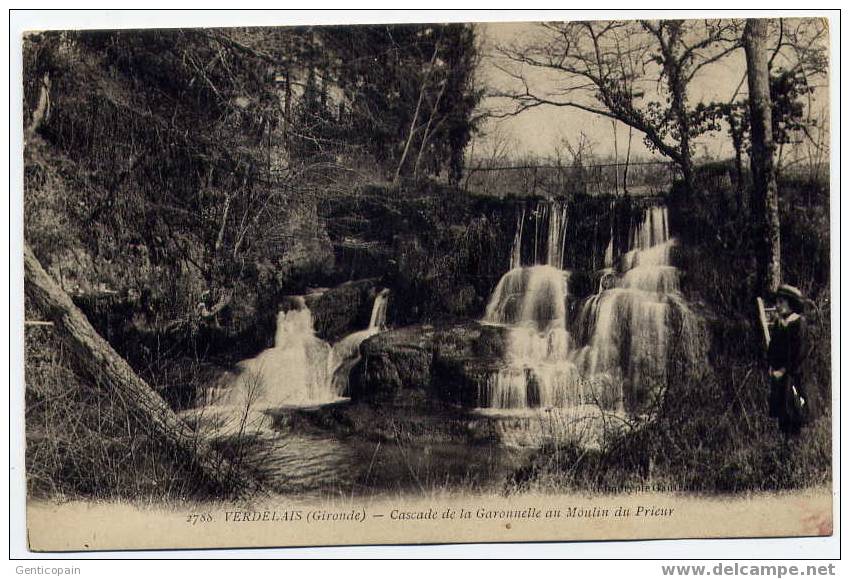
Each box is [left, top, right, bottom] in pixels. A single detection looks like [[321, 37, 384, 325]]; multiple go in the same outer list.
[[348, 321, 509, 408]]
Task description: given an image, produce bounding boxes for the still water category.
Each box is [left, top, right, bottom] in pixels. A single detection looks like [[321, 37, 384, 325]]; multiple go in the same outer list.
[[188, 404, 529, 500]]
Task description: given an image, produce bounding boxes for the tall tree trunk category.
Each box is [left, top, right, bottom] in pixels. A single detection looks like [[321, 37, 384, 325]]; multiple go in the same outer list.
[[23, 244, 251, 495], [412, 79, 447, 179], [670, 82, 694, 194], [623, 126, 633, 195], [394, 42, 440, 184], [26, 73, 50, 138], [660, 37, 695, 195], [744, 18, 782, 294]]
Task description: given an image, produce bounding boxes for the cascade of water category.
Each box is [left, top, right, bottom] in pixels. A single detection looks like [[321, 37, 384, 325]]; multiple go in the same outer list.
[[482, 265, 582, 409], [483, 200, 579, 410], [572, 205, 695, 411], [483, 202, 699, 414], [217, 290, 390, 409], [329, 289, 390, 393], [223, 297, 336, 409]]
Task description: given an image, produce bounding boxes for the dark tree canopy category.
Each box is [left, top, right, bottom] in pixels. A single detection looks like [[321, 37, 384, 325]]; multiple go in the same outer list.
[[23, 23, 483, 325]]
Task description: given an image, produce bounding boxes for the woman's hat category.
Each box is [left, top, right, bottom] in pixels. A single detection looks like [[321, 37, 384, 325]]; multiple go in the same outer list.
[[775, 284, 805, 312]]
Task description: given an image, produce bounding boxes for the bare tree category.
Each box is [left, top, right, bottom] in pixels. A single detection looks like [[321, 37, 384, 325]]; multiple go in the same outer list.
[[494, 19, 741, 194], [562, 132, 595, 195], [462, 122, 517, 194], [395, 40, 442, 184]]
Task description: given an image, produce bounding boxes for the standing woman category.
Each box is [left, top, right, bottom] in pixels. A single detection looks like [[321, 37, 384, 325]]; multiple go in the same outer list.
[[767, 284, 809, 437]]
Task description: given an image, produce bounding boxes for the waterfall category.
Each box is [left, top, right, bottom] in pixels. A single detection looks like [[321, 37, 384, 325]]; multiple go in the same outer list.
[[546, 201, 569, 269], [482, 265, 582, 408], [329, 288, 390, 393], [483, 201, 699, 413], [511, 199, 570, 270], [510, 207, 526, 270], [217, 289, 390, 409], [222, 297, 336, 409], [368, 288, 390, 329], [483, 198, 580, 409], [572, 206, 691, 410], [603, 200, 614, 268]]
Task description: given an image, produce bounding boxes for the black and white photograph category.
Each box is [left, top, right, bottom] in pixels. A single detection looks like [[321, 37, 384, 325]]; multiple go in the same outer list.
[[15, 11, 835, 552]]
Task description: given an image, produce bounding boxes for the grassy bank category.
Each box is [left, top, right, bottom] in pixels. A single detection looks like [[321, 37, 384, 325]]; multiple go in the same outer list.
[[23, 322, 257, 502]]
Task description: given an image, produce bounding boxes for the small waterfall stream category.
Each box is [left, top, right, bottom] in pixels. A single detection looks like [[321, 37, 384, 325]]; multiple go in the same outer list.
[[216, 289, 390, 410], [328, 288, 390, 393], [573, 206, 693, 411], [482, 200, 699, 414], [222, 296, 336, 409]]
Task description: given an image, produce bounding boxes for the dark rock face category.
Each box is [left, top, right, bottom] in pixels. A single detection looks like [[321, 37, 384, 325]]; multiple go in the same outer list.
[[304, 278, 382, 342], [332, 240, 395, 283], [349, 321, 509, 408], [319, 186, 667, 328], [277, 200, 336, 283], [320, 184, 519, 325]]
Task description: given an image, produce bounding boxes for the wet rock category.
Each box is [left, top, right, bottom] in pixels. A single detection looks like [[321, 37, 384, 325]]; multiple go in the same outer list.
[[349, 322, 509, 408], [348, 325, 434, 404], [332, 240, 395, 282], [304, 278, 382, 342]]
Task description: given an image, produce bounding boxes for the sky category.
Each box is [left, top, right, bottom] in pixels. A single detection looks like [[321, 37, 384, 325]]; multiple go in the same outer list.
[[474, 20, 829, 163]]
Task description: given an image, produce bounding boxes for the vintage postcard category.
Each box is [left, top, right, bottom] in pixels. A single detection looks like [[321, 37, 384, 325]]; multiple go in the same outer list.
[[18, 13, 834, 552]]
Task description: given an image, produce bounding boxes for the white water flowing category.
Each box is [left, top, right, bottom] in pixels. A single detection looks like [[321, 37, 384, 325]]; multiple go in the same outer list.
[[511, 199, 570, 270], [603, 199, 615, 268], [220, 296, 336, 409], [572, 206, 688, 410], [216, 289, 390, 410], [483, 199, 581, 409], [546, 202, 569, 269], [482, 265, 583, 408], [328, 288, 390, 393], [510, 207, 526, 270], [483, 202, 697, 413]]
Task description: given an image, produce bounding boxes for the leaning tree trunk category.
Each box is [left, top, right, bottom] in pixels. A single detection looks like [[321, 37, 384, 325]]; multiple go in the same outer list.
[[744, 18, 782, 295], [23, 244, 252, 495]]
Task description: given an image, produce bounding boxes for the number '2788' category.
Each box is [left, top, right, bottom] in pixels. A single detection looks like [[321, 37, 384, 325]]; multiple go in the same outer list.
[[186, 513, 214, 525]]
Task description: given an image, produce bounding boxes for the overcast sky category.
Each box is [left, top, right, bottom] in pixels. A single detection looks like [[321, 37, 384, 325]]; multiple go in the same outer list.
[[475, 20, 828, 163]]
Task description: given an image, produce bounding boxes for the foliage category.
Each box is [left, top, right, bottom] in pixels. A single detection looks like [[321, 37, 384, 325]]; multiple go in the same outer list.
[[320, 23, 484, 183], [23, 24, 483, 333], [701, 69, 818, 167]]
